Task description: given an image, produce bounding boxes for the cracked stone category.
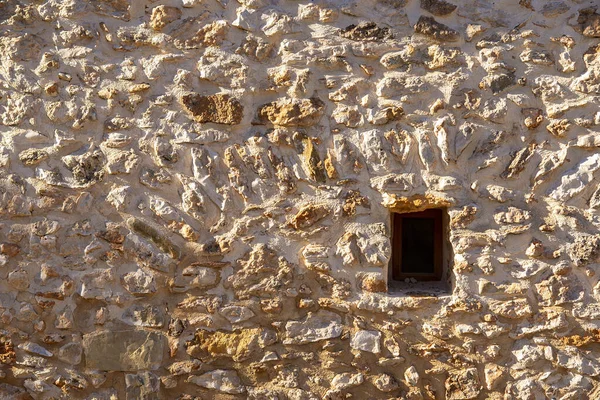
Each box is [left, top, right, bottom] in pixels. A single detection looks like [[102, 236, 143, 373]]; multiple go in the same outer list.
[[414, 16, 459, 41], [181, 93, 243, 125]]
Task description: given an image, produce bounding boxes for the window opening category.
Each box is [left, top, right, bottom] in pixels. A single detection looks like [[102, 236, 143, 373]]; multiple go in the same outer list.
[[391, 209, 445, 282]]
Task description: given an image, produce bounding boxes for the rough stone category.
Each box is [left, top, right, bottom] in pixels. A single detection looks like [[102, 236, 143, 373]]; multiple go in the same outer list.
[[569, 235, 600, 266], [420, 0, 457, 16], [150, 6, 181, 31], [339, 22, 392, 42], [186, 328, 263, 361], [219, 305, 255, 323], [121, 269, 157, 296], [58, 342, 83, 365], [550, 154, 600, 201], [257, 98, 325, 127], [488, 299, 533, 319], [372, 373, 399, 392], [290, 204, 330, 229], [331, 372, 364, 390], [125, 371, 159, 400], [350, 330, 382, 354], [414, 16, 459, 41], [446, 368, 481, 400], [181, 93, 243, 125], [576, 8, 600, 37], [83, 330, 165, 371], [404, 366, 420, 386], [188, 369, 245, 394], [284, 311, 343, 344]]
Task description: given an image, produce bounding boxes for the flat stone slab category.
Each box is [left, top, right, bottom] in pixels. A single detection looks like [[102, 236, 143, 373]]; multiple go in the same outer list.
[[284, 310, 342, 344], [83, 330, 165, 371]]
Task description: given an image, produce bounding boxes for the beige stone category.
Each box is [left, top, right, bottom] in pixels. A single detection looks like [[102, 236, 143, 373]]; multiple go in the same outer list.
[[186, 328, 263, 361], [83, 330, 165, 371], [150, 6, 181, 31], [257, 97, 325, 126], [181, 93, 243, 125]]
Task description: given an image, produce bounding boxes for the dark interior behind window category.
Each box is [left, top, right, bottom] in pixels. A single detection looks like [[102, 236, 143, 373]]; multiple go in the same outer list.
[[391, 209, 444, 281]]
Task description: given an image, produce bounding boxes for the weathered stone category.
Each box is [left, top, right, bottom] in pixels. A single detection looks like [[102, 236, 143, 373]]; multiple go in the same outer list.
[[404, 366, 420, 386], [483, 364, 505, 391], [536, 275, 584, 306], [8, 269, 29, 290], [549, 154, 600, 201], [493, 207, 531, 224], [556, 347, 600, 376], [219, 305, 255, 323], [546, 119, 570, 137], [376, 76, 428, 98], [445, 368, 481, 399], [0, 384, 29, 400], [83, 330, 165, 371], [372, 373, 399, 392], [350, 330, 381, 354], [360, 274, 387, 293], [293, 131, 326, 182], [479, 97, 508, 122], [172, 264, 220, 291], [121, 305, 165, 327], [63, 151, 105, 187], [58, 342, 83, 365], [331, 373, 364, 390], [339, 22, 391, 42], [125, 371, 159, 400], [590, 184, 600, 208], [573, 303, 600, 320], [257, 98, 325, 127], [414, 16, 459, 41], [574, 132, 600, 148], [172, 20, 229, 49], [284, 311, 343, 344], [230, 244, 294, 299], [569, 235, 600, 266], [121, 269, 156, 295], [420, 0, 457, 16], [186, 328, 263, 361], [380, 48, 415, 69], [19, 148, 48, 165], [521, 108, 544, 129], [290, 204, 330, 229], [501, 143, 535, 179], [188, 369, 245, 394], [181, 93, 243, 125], [18, 342, 52, 357], [576, 7, 600, 37], [520, 49, 554, 65], [150, 5, 181, 31], [488, 299, 533, 319], [383, 193, 452, 213], [427, 45, 461, 69], [541, 2, 569, 17]]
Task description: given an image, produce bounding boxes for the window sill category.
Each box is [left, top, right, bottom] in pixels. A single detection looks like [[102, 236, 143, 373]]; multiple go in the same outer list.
[[387, 280, 450, 297]]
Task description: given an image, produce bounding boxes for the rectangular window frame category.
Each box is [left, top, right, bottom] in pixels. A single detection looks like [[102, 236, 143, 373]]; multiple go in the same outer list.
[[391, 209, 444, 282]]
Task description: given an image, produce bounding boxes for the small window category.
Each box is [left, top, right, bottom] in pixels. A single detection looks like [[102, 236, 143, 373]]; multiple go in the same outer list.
[[390, 209, 446, 282]]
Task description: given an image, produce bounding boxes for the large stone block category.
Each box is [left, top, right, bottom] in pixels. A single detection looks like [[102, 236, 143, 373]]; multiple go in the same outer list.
[[83, 330, 165, 371]]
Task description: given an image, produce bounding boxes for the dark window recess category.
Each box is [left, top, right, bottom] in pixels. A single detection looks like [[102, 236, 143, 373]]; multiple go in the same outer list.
[[391, 209, 444, 281]]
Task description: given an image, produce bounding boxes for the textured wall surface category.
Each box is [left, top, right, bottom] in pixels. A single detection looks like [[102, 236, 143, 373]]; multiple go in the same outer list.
[[0, 0, 600, 398]]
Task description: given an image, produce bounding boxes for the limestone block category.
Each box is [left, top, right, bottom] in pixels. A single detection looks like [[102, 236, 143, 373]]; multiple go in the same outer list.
[[83, 330, 165, 371]]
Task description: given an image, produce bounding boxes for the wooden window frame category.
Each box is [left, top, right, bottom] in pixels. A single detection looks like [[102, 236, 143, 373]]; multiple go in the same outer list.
[[391, 209, 444, 282]]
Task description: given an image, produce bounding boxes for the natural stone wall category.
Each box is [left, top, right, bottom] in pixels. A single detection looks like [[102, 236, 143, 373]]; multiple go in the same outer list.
[[0, 0, 599, 398]]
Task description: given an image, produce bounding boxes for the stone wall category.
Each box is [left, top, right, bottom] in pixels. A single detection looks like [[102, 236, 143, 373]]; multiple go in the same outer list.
[[0, 0, 599, 398]]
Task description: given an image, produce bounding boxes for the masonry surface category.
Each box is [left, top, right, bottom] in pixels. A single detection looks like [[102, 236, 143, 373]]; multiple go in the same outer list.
[[0, 0, 599, 398]]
